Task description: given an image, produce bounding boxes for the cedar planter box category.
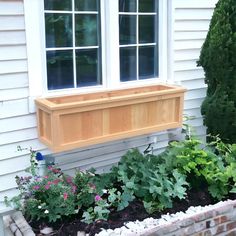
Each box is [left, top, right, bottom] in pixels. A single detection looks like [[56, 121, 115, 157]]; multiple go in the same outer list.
[[35, 84, 186, 152]]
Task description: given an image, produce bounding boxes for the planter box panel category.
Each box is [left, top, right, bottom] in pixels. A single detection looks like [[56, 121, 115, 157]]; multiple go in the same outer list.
[[60, 110, 104, 144], [38, 109, 52, 145], [35, 84, 186, 152]]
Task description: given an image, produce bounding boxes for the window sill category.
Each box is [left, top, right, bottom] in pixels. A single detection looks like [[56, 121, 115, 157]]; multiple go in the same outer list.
[[35, 84, 186, 152]]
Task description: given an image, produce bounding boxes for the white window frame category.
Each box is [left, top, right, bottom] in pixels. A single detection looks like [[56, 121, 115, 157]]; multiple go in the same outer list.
[[24, 0, 172, 112]]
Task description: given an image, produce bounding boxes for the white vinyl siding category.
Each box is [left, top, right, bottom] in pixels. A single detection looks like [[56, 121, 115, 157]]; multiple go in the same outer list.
[[0, 0, 218, 207], [173, 0, 218, 139]]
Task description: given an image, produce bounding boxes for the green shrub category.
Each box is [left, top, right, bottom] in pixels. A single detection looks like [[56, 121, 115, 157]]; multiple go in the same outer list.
[[111, 149, 188, 213], [198, 0, 236, 143]]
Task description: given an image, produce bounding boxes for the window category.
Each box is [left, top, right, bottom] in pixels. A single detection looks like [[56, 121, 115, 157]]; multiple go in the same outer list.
[[44, 0, 102, 90], [119, 0, 158, 82], [24, 0, 168, 101], [43, 0, 161, 91]]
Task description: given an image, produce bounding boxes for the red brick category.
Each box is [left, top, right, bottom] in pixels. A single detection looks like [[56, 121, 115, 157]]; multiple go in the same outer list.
[[216, 225, 225, 234], [225, 229, 236, 236], [203, 230, 212, 236], [221, 215, 228, 223], [227, 222, 236, 231]]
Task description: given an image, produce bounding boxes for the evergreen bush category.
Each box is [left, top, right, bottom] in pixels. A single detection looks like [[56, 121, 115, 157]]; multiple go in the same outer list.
[[198, 0, 236, 143]]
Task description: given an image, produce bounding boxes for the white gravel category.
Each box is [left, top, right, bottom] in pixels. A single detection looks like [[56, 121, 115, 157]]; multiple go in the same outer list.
[[95, 200, 233, 236]]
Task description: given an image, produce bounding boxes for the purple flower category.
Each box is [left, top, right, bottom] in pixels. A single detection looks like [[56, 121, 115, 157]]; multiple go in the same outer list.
[[45, 185, 50, 190], [63, 192, 68, 200], [33, 185, 40, 190], [95, 195, 102, 202]]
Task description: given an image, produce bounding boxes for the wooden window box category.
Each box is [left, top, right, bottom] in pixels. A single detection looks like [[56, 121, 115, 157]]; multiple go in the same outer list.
[[35, 84, 186, 152]]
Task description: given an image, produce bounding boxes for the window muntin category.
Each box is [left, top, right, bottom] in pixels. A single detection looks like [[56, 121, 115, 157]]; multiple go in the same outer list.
[[44, 0, 159, 91], [119, 0, 158, 82], [44, 0, 102, 90]]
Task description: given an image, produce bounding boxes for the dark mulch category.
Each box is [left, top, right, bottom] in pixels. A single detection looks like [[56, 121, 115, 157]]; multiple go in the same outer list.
[[30, 188, 236, 236]]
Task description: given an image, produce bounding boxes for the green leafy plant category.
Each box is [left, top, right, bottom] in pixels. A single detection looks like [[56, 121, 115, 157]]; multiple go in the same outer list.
[[5, 150, 77, 222], [74, 169, 135, 223], [111, 149, 188, 213]]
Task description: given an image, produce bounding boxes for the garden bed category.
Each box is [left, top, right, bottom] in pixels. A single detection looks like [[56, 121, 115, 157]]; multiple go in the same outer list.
[[5, 136, 236, 236]]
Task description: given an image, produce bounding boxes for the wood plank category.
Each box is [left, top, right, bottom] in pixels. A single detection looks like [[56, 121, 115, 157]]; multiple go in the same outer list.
[[0, 114, 36, 133], [0, 87, 28, 101], [0, 16, 25, 31], [0, 60, 27, 74], [0, 45, 27, 60], [0, 72, 28, 89], [0, 31, 26, 45]]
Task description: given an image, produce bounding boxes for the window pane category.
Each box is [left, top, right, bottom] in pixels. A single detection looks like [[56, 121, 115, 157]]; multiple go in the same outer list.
[[119, 0, 136, 12], [119, 15, 136, 45], [120, 47, 136, 82], [139, 46, 157, 79], [44, 0, 72, 11], [75, 0, 98, 11], [75, 14, 99, 47], [47, 50, 74, 90], [45, 13, 72, 48], [76, 49, 102, 87], [139, 0, 155, 12], [139, 15, 155, 43]]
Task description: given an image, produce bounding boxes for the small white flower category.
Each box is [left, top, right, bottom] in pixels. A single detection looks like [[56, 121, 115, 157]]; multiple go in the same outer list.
[[38, 205, 42, 209], [102, 189, 107, 194], [44, 210, 49, 214]]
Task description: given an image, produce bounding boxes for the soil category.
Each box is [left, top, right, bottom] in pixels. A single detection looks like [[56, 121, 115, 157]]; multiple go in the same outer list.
[[30, 188, 236, 236]]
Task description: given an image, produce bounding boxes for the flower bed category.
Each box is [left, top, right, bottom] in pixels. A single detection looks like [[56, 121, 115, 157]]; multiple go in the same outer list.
[[4, 136, 236, 235]]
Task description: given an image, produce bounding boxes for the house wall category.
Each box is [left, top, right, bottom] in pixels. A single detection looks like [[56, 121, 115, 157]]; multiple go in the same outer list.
[[0, 0, 218, 207]]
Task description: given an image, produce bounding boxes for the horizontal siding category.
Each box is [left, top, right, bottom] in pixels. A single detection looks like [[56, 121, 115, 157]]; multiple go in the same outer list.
[[0, 1, 24, 15], [175, 0, 217, 8], [175, 9, 214, 20], [0, 0, 217, 204], [0, 87, 28, 101], [0, 15, 25, 31], [0, 128, 38, 146], [0, 98, 29, 118], [0, 45, 27, 60], [0, 60, 28, 74], [173, 0, 217, 141], [0, 31, 26, 45], [0, 114, 36, 133], [0, 72, 28, 89]]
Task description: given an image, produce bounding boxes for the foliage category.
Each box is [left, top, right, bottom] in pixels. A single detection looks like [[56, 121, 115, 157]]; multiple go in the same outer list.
[[5, 134, 236, 225], [74, 169, 134, 223], [111, 149, 188, 213], [198, 0, 236, 143], [160, 135, 236, 200], [5, 151, 77, 222]]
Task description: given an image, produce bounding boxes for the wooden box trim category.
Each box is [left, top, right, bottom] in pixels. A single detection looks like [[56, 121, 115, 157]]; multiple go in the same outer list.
[[35, 84, 186, 152]]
